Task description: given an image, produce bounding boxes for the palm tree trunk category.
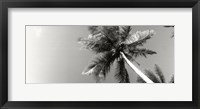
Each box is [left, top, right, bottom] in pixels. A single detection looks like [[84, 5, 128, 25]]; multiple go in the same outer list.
[[120, 52, 154, 83]]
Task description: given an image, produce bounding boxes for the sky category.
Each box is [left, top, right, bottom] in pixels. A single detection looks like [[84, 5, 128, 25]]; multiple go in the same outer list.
[[26, 26, 174, 83]]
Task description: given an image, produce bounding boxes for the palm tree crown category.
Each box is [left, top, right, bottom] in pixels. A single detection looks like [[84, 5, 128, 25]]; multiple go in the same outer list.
[[78, 26, 156, 83]]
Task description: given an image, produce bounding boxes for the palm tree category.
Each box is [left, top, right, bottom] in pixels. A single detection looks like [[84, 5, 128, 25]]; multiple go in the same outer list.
[[78, 26, 156, 83], [137, 64, 174, 83]]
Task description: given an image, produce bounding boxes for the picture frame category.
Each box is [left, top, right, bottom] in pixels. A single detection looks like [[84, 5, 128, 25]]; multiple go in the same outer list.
[[0, 0, 199, 109]]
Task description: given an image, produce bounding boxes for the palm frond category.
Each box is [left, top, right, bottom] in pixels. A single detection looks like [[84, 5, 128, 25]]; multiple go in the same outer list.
[[88, 26, 100, 34], [99, 51, 117, 75], [155, 64, 165, 83], [127, 35, 152, 49], [78, 35, 113, 53], [115, 57, 130, 83], [101, 26, 120, 43], [119, 26, 131, 42], [137, 64, 174, 83], [83, 51, 117, 82], [123, 52, 141, 66], [137, 70, 161, 83], [169, 74, 174, 83], [82, 63, 97, 75], [127, 48, 157, 58], [124, 29, 155, 45]]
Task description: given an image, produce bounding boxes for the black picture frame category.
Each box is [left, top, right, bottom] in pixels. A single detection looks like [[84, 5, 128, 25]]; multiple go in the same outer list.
[[0, 0, 199, 109]]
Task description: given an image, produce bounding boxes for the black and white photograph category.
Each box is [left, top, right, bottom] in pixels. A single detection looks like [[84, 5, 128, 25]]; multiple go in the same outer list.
[[26, 25, 174, 83]]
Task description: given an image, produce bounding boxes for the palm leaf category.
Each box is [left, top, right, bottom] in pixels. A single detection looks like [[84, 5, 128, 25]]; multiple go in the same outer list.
[[127, 35, 152, 49], [119, 26, 131, 42], [123, 52, 141, 66], [169, 75, 174, 83], [154, 64, 165, 83], [137, 64, 174, 83], [115, 57, 130, 83], [137, 70, 161, 83], [82, 63, 97, 75], [124, 29, 155, 46], [127, 48, 156, 58], [101, 26, 120, 43], [88, 26, 100, 35], [78, 35, 113, 53], [83, 51, 117, 82]]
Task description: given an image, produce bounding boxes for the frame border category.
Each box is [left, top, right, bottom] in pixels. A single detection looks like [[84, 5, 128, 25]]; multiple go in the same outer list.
[[0, 0, 199, 109]]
